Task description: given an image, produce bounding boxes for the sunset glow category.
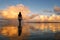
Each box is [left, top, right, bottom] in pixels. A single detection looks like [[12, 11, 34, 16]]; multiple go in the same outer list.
[[1, 4, 30, 19]]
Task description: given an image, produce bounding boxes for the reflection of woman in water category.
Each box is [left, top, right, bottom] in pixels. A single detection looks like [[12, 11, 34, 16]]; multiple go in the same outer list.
[[18, 12, 22, 36]]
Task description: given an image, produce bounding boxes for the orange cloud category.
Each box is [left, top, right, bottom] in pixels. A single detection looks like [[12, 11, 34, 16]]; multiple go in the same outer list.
[[54, 6, 60, 12], [1, 4, 30, 19]]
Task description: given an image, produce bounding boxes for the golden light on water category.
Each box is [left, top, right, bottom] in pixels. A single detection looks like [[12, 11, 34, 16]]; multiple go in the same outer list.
[[1, 26, 18, 37], [0, 24, 30, 37], [0, 23, 60, 37]]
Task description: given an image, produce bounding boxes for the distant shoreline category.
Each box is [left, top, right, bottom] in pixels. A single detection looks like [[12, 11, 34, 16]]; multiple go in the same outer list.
[[26, 22, 60, 23], [0, 19, 60, 23]]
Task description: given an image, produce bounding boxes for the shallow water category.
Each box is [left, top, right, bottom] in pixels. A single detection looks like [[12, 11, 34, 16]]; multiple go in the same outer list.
[[0, 20, 60, 40]]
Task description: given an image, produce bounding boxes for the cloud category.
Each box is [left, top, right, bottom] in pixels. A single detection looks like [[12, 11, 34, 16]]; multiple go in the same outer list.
[[38, 10, 54, 15], [42, 10, 53, 13], [54, 6, 60, 15], [0, 4, 30, 19], [54, 6, 60, 12], [0, 10, 3, 18]]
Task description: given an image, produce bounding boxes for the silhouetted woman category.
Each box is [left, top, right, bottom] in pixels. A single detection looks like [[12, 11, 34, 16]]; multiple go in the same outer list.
[[18, 12, 22, 36]]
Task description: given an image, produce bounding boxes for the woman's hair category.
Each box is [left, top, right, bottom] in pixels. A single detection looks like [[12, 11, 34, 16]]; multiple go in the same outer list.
[[18, 12, 22, 17]]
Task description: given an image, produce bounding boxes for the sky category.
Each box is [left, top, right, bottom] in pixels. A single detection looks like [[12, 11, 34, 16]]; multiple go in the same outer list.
[[0, 0, 60, 14]]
